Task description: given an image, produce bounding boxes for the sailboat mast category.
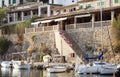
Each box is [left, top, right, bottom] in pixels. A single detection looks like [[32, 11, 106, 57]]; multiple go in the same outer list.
[[100, 0, 104, 51]]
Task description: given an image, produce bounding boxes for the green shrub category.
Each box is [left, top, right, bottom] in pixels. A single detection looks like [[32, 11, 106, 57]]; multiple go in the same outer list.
[[0, 37, 12, 55]]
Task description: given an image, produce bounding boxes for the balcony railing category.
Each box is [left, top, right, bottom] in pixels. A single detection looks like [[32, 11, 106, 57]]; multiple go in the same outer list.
[[66, 20, 111, 30], [25, 20, 111, 33], [25, 25, 59, 33]]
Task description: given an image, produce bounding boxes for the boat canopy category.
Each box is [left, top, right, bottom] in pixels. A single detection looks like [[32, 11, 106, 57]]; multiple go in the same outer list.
[[84, 51, 104, 61]]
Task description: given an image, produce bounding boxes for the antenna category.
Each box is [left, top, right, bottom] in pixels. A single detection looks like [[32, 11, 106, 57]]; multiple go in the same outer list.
[[100, 0, 104, 51]]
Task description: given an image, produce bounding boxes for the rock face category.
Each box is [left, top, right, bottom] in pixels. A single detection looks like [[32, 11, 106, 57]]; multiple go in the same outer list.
[[4, 26, 117, 63], [24, 32, 56, 52]]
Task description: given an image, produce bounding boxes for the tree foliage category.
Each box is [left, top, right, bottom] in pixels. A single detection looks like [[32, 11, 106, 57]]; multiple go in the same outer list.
[[112, 14, 120, 53], [15, 20, 32, 43], [0, 7, 7, 24], [15, 20, 32, 35], [0, 37, 12, 55]]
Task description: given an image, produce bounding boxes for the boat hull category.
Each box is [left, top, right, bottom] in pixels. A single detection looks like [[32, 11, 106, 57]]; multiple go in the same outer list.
[[47, 66, 67, 73], [12, 61, 30, 69], [1, 61, 12, 68], [78, 65, 100, 74], [100, 66, 117, 75]]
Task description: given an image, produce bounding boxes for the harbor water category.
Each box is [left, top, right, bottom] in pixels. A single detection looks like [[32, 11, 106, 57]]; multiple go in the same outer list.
[[0, 68, 113, 77]]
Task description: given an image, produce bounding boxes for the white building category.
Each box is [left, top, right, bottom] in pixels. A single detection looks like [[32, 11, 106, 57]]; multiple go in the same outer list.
[[49, 0, 81, 6], [0, 0, 27, 8]]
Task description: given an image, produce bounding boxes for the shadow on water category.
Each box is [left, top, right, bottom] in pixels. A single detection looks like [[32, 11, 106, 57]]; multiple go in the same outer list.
[[0, 68, 114, 77]]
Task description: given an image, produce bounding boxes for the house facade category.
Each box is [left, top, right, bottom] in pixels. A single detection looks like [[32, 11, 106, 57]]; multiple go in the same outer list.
[[30, 0, 120, 30], [4, 2, 62, 26]]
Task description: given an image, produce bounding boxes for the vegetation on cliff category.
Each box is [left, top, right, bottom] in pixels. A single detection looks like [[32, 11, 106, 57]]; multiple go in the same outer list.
[[0, 37, 12, 55], [112, 14, 120, 53], [0, 7, 7, 25], [15, 20, 32, 43]]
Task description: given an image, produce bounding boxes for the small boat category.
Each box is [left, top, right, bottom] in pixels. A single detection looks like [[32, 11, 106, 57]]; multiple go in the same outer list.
[[12, 60, 30, 69], [47, 65, 67, 73], [1, 61, 12, 68]]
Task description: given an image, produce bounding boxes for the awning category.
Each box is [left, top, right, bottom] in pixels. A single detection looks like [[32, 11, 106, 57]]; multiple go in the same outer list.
[[41, 20, 52, 23], [54, 17, 67, 22], [75, 14, 91, 18], [31, 21, 40, 25]]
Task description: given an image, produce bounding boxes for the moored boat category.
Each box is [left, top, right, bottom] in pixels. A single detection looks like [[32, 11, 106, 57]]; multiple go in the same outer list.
[[47, 65, 67, 73], [12, 60, 30, 69], [1, 61, 12, 68]]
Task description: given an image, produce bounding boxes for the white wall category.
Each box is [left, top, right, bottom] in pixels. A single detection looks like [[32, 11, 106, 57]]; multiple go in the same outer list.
[[0, 0, 2, 8], [0, 0, 21, 7], [4, 0, 9, 7]]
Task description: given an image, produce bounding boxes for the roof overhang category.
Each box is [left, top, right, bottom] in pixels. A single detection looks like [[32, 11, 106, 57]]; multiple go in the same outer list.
[[31, 21, 40, 25], [41, 20, 53, 23], [75, 14, 91, 18], [54, 17, 67, 21]]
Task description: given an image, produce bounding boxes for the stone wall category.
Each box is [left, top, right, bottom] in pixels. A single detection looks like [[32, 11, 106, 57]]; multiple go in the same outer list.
[[66, 26, 112, 56], [24, 32, 56, 52], [3, 32, 56, 54]]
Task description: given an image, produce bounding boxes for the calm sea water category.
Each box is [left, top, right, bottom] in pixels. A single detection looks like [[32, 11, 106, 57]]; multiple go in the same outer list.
[[0, 68, 113, 77]]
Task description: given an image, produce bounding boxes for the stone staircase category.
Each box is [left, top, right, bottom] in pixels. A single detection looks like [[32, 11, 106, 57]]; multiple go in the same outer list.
[[57, 30, 87, 62]]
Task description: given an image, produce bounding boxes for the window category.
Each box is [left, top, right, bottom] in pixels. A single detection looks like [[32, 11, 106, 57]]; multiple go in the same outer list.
[[97, 2, 104, 6], [72, 0, 74, 2], [52, 0, 54, 4], [13, 0, 16, 4], [86, 4, 92, 8], [9, 0, 11, 4], [24, 12, 27, 16], [73, 8, 76, 11], [2, 1, 4, 6], [64, 9, 66, 12], [79, 5, 83, 9], [114, 0, 119, 3]]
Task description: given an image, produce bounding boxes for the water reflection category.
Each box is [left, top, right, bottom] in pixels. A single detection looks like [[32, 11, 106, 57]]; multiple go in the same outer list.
[[12, 68, 30, 77], [1, 67, 12, 77], [0, 68, 113, 77]]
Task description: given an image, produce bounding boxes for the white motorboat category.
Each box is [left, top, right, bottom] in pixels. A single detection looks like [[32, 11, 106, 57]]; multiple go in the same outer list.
[[12, 60, 30, 69], [76, 62, 117, 74], [47, 65, 67, 73], [1, 61, 12, 68]]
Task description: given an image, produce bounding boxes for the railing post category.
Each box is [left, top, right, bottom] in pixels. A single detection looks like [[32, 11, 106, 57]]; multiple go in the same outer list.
[[74, 17, 77, 29], [53, 26, 54, 31], [42, 26, 44, 32], [111, 11, 114, 26], [92, 14, 95, 28], [25, 28, 27, 33], [33, 28, 35, 32], [65, 25, 67, 31], [57, 24, 59, 30]]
